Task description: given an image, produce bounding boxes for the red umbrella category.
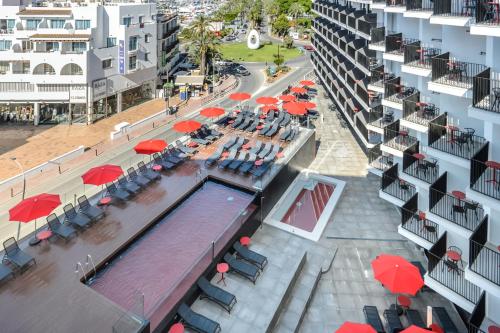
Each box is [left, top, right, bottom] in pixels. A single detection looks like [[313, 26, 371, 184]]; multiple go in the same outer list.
[[256, 96, 279, 105], [9, 193, 61, 245], [300, 80, 315, 87], [279, 94, 296, 102], [371, 254, 424, 295], [290, 87, 307, 94], [401, 326, 432, 333], [200, 107, 225, 118], [82, 164, 123, 186], [134, 139, 167, 155], [301, 101, 317, 110], [336, 322, 377, 333], [229, 92, 251, 101], [173, 120, 202, 133], [283, 102, 307, 115], [261, 104, 279, 113]]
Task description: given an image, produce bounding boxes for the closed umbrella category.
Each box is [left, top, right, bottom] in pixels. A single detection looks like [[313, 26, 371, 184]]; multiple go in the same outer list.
[[134, 139, 167, 155], [336, 322, 377, 333], [173, 120, 202, 133], [256, 96, 279, 105]]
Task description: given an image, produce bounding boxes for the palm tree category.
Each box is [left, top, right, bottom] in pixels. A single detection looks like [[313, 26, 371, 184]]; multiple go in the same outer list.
[[184, 15, 219, 75], [288, 3, 305, 20], [264, 0, 280, 22]]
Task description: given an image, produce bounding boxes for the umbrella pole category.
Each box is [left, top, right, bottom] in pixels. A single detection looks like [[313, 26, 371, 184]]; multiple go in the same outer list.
[[29, 219, 41, 246]]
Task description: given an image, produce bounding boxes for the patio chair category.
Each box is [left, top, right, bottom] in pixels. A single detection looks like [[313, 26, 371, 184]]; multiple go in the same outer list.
[[223, 137, 237, 150], [162, 149, 182, 165], [2, 237, 36, 271], [77, 195, 105, 220], [266, 110, 275, 121], [152, 153, 174, 171], [175, 139, 197, 155], [406, 309, 426, 328], [197, 276, 237, 313], [248, 141, 263, 155], [233, 242, 268, 270], [64, 203, 92, 228], [433, 307, 459, 333], [47, 213, 77, 240], [239, 153, 257, 174], [223, 253, 261, 284], [228, 151, 248, 171], [117, 176, 141, 194], [0, 263, 13, 284], [280, 112, 291, 127], [266, 122, 280, 137], [491, 88, 500, 111], [177, 303, 221, 333], [258, 142, 272, 159], [137, 161, 161, 181], [200, 126, 217, 141], [363, 306, 385, 333], [219, 150, 238, 169], [127, 167, 151, 186], [209, 127, 223, 138], [106, 183, 131, 201], [206, 145, 225, 166], [464, 200, 480, 219], [383, 308, 404, 333]]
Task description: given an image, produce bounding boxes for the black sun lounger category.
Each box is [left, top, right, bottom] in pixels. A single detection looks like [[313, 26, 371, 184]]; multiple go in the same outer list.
[[219, 150, 238, 169], [280, 112, 291, 127], [106, 183, 131, 201], [280, 127, 292, 141], [251, 161, 272, 178], [138, 161, 161, 181], [191, 133, 209, 146], [47, 213, 77, 240], [231, 137, 245, 151], [2, 237, 36, 271], [265, 122, 280, 137], [197, 276, 237, 313], [164, 147, 184, 164], [177, 303, 221, 333], [433, 307, 459, 333], [258, 122, 272, 136], [223, 253, 261, 284], [245, 119, 259, 132], [223, 137, 237, 150], [77, 195, 105, 220], [406, 309, 426, 328], [64, 203, 92, 228], [228, 151, 248, 171], [152, 153, 174, 171], [258, 142, 272, 159], [236, 117, 251, 131], [127, 167, 151, 186], [248, 141, 263, 155], [384, 309, 404, 333], [175, 140, 197, 155], [117, 176, 141, 194], [239, 153, 256, 174], [363, 306, 385, 333], [286, 127, 299, 142], [231, 114, 244, 128], [233, 242, 268, 270], [0, 263, 13, 284], [206, 145, 225, 166], [208, 127, 223, 138], [168, 145, 189, 160], [200, 126, 217, 141]]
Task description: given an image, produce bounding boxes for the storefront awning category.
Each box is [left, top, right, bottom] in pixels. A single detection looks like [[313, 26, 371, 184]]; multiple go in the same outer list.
[[17, 9, 72, 17], [29, 34, 91, 41], [175, 75, 205, 86]]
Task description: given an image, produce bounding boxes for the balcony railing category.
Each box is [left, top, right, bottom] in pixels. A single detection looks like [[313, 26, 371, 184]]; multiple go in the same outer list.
[[357, 19, 376, 36], [475, 0, 500, 25], [404, 44, 441, 69], [401, 195, 439, 243], [384, 125, 419, 152], [369, 105, 393, 128], [370, 26, 385, 47], [385, 82, 418, 104], [469, 216, 500, 287], [369, 145, 394, 171], [470, 142, 500, 200], [386, 35, 420, 55], [472, 69, 500, 114], [370, 65, 386, 87], [403, 150, 440, 183], [386, 0, 407, 7], [432, 53, 487, 89], [406, 0, 434, 11], [403, 99, 440, 126], [433, 0, 476, 17], [381, 165, 417, 201]]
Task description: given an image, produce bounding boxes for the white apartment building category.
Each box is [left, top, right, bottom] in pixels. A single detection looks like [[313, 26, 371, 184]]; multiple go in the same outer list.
[[312, 0, 500, 330], [0, 0, 157, 125]]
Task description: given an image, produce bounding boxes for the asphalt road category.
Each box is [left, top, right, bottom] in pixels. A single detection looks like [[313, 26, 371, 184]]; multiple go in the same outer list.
[[0, 56, 314, 244]]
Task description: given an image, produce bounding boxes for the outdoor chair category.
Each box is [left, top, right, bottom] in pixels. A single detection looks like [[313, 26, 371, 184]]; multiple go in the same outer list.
[[152, 153, 174, 171], [251, 160, 272, 178], [191, 133, 209, 146], [223, 137, 237, 150], [481, 2, 496, 22], [168, 145, 189, 160], [280, 113, 291, 127], [2, 237, 36, 271], [117, 176, 141, 194], [248, 141, 263, 155], [239, 153, 257, 174], [219, 150, 238, 169], [138, 161, 161, 181], [197, 276, 237, 313], [209, 127, 223, 138], [451, 203, 467, 220], [287, 127, 299, 142], [233, 242, 268, 270], [127, 167, 151, 186], [491, 88, 500, 111], [177, 303, 221, 333], [47, 213, 77, 240], [363, 306, 385, 333], [228, 151, 248, 171], [223, 253, 261, 284], [77, 195, 105, 220], [106, 183, 131, 201], [245, 119, 259, 132], [265, 122, 280, 137], [236, 117, 251, 131], [64, 203, 92, 228], [206, 145, 225, 166], [464, 200, 480, 219], [406, 309, 426, 328], [200, 126, 217, 141], [0, 263, 14, 284], [383, 308, 404, 333], [433, 307, 459, 333]]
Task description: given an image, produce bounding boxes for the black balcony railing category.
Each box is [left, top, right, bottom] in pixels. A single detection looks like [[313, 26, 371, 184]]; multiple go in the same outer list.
[[470, 142, 500, 200], [386, 35, 420, 55], [370, 65, 385, 86], [385, 83, 418, 104], [401, 195, 439, 243], [427, 233, 481, 304], [381, 164, 417, 201], [369, 144, 394, 171], [357, 19, 376, 36], [383, 119, 418, 151], [406, 0, 434, 11], [403, 99, 440, 126], [476, 0, 500, 25], [429, 173, 485, 231], [469, 216, 500, 286], [368, 105, 385, 127], [386, 0, 407, 7], [404, 44, 441, 69], [473, 68, 500, 114], [433, 0, 476, 17], [403, 145, 440, 184], [432, 53, 487, 89], [370, 26, 385, 46]]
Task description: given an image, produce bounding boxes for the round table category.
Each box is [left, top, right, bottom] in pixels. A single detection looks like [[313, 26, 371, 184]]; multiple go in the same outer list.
[[37, 230, 53, 242], [217, 263, 229, 286], [397, 295, 411, 309], [168, 323, 184, 333], [152, 165, 162, 172], [451, 190, 466, 200], [255, 159, 264, 166], [187, 142, 198, 148], [99, 197, 112, 206], [242, 143, 252, 150], [221, 151, 230, 158], [447, 250, 462, 262], [256, 125, 264, 130], [240, 236, 251, 246], [413, 153, 425, 160], [276, 152, 285, 159], [489, 326, 500, 333]]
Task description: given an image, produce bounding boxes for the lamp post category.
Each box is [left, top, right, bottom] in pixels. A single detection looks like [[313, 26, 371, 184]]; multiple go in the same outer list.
[[163, 81, 174, 115], [10, 157, 25, 241]]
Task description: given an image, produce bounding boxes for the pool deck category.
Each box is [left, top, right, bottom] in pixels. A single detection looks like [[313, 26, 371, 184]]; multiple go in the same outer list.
[[0, 125, 311, 333]]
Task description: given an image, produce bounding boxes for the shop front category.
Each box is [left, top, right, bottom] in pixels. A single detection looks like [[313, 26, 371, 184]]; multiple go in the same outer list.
[[0, 103, 34, 125], [121, 82, 153, 111]]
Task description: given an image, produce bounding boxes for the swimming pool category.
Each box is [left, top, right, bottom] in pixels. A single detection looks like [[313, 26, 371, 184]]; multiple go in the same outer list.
[[88, 181, 255, 330]]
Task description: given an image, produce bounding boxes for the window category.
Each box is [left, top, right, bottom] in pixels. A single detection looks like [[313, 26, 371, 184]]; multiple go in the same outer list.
[[123, 17, 132, 27], [128, 55, 137, 70], [106, 37, 116, 48], [26, 19, 41, 30], [0, 40, 12, 51], [7, 19, 15, 30], [46, 42, 59, 52], [71, 42, 86, 53], [75, 20, 90, 30], [50, 20, 65, 29], [102, 59, 112, 69], [144, 52, 149, 61], [129, 36, 137, 51], [0, 61, 9, 73], [145, 34, 151, 43], [139, 16, 144, 24]]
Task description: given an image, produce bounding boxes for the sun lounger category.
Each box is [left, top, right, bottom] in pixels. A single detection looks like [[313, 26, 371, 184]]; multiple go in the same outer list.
[[162, 149, 183, 164], [208, 127, 223, 138], [280, 127, 292, 141], [231, 114, 244, 128], [258, 122, 272, 136], [286, 127, 299, 141], [223, 253, 261, 284], [106, 183, 131, 201], [406, 310, 426, 328], [0, 263, 13, 284], [219, 150, 238, 169], [228, 151, 248, 171], [175, 140, 197, 155], [245, 119, 259, 132], [363, 306, 385, 333], [236, 117, 252, 131], [223, 137, 237, 150], [200, 127, 217, 141], [168, 145, 188, 161], [197, 276, 237, 313], [239, 153, 256, 174], [64, 203, 92, 228], [117, 176, 141, 194], [258, 142, 272, 159], [152, 153, 174, 171], [177, 303, 221, 333], [233, 242, 268, 270], [251, 161, 272, 178], [265, 122, 280, 137], [77, 195, 105, 221], [280, 112, 291, 127], [232, 137, 245, 150], [206, 145, 225, 166], [191, 133, 209, 146], [248, 141, 263, 155], [275, 111, 285, 123], [266, 110, 275, 121], [433, 307, 458, 333], [138, 161, 161, 181], [2, 237, 36, 271], [127, 167, 151, 186], [47, 213, 77, 240], [383, 309, 404, 333]]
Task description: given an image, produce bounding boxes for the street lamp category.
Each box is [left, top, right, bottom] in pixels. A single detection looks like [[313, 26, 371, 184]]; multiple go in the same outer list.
[[10, 157, 25, 241], [163, 81, 174, 115]]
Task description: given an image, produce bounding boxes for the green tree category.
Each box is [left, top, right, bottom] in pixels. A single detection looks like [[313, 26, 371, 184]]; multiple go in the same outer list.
[[283, 35, 294, 49], [272, 14, 290, 37], [248, 0, 263, 28], [264, 0, 280, 21], [273, 52, 285, 68], [184, 15, 220, 75], [288, 3, 305, 19]]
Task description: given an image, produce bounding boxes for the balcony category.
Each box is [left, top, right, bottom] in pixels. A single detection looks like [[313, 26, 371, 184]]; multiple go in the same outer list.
[[471, 0, 500, 36], [384, 34, 420, 62], [402, 99, 440, 129], [400, 195, 439, 247], [357, 48, 380, 74], [471, 68, 500, 118], [403, 45, 441, 76], [403, 145, 440, 184], [369, 144, 394, 175], [386, 0, 407, 11], [368, 105, 393, 132], [431, 0, 476, 26], [383, 121, 419, 155], [383, 78, 419, 109], [369, 26, 386, 50], [470, 142, 500, 202], [357, 18, 377, 38], [429, 173, 485, 232], [406, 0, 434, 12], [381, 164, 417, 203]]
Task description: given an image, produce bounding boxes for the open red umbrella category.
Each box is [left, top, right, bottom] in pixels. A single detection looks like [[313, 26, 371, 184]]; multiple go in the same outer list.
[[301, 101, 317, 110], [229, 92, 251, 101], [200, 107, 225, 118], [82, 164, 123, 186], [9, 193, 61, 245], [283, 102, 307, 115], [173, 120, 202, 133], [336, 322, 377, 333], [261, 104, 279, 113], [134, 139, 167, 155], [279, 94, 296, 102], [290, 87, 307, 94], [256, 96, 279, 105], [300, 80, 315, 87], [371, 254, 424, 295]]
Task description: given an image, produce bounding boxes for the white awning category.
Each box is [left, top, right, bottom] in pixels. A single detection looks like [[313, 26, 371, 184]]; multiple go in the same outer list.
[[175, 75, 205, 86]]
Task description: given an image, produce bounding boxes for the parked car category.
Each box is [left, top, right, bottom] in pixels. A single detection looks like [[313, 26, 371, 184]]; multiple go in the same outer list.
[[303, 45, 314, 51]]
